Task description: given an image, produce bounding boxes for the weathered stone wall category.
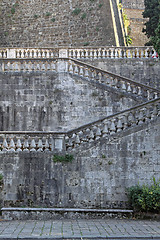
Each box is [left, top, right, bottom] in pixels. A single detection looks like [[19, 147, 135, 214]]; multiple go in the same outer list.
[[122, 0, 144, 10], [0, 0, 115, 47], [0, 68, 139, 131], [0, 118, 159, 209], [86, 59, 160, 89]]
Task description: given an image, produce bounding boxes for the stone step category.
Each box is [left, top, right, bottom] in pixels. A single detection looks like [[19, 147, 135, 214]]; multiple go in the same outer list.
[[1, 207, 133, 221]]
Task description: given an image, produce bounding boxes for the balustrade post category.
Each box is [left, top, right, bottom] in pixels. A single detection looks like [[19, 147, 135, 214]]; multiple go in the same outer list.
[[54, 134, 65, 151]]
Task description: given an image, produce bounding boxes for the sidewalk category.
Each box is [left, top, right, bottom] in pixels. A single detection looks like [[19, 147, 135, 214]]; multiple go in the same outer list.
[[0, 219, 159, 239]]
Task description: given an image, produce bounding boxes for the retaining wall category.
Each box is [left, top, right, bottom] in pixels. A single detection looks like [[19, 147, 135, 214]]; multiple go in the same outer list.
[[0, 118, 159, 209]]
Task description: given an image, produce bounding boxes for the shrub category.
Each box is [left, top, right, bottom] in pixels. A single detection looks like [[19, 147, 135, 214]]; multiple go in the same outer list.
[[46, 12, 51, 16], [51, 18, 55, 22], [53, 154, 74, 163], [72, 8, 81, 15], [127, 177, 160, 213], [11, 7, 15, 14], [81, 13, 87, 20]]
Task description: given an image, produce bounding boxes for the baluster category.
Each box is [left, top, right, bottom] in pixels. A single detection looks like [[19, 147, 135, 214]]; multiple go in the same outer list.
[[102, 121, 109, 137], [41, 63, 46, 70], [132, 85, 137, 94], [102, 49, 106, 58], [138, 87, 142, 96], [75, 134, 80, 145], [121, 81, 127, 91], [151, 105, 158, 120], [37, 138, 43, 152], [79, 66, 84, 76], [44, 138, 50, 151], [127, 49, 131, 58], [30, 138, 37, 151], [127, 83, 132, 93], [94, 49, 98, 59], [74, 65, 79, 74], [9, 137, 15, 152], [132, 48, 136, 58], [128, 112, 136, 126], [109, 119, 116, 135], [69, 63, 73, 73], [123, 49, 127, 58], [76, 50, 80, 58], [16, 138, 22, 152], [117, 117, 123, 132], [85, 50, 89, 59], [106, 49, 110, 58], [95, 126, 101, 140], [145, 49, 148, 58], [137, 109, 144, 124], [154, 92, 158, 99], [23, 138, 29, 152], [2, 137, 8, 151], [136, 48, 140, 58], [122, 114, 128, 129], [119, 48, 122, 58], [81, 50, 84, 58], [88, 129, 94, 141], [98, 49, 101, 59], [47, 62, 51, 70], [115, 49, 118, 58], [84, 68, 89, 78], [110, 48, 114, 58]]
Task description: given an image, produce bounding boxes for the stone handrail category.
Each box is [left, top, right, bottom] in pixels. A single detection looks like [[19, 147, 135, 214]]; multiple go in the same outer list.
[[0, 47, 156, 59], [0, 58, 160, 100], [65, 98, 160, 150], [0, 132, 65, 152]]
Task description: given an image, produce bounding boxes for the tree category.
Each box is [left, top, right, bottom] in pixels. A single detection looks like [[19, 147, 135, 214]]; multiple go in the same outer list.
[[142, 0, 160, 47], [152, 21, 160, 56]]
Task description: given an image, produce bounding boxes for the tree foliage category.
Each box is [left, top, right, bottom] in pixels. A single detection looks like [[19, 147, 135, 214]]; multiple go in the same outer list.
[[143, 0, 160, 53]]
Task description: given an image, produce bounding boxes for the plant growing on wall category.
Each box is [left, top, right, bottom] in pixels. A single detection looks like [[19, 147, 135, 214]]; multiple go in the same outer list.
[[72, 8, 81, 15], [127, 177, 160, 213], [53, 154, 74, 163]]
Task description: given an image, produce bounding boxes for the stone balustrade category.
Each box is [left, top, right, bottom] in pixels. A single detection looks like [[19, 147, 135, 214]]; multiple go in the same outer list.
[[69, 59, 160, 100], [65, 98, 160, 150], [68, 47, 156, 59], [0, 98, 159, 153], [0, 47, 156, 59], [0, 132, 65, 152], [0, 58, 159, 101]]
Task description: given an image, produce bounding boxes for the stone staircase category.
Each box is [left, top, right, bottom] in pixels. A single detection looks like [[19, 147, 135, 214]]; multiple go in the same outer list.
[[0, 53, 159, 152]]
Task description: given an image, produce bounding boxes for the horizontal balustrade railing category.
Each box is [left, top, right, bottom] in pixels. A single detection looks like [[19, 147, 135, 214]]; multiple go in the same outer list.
[[0, 59, 59, 72], [0, 132, 65, 152], [65, 98, 160, 150], [0, 47, 156, 59], [68, 59, 160, 100], [68, 47, 156, 59], [1, 58, 160, 100]]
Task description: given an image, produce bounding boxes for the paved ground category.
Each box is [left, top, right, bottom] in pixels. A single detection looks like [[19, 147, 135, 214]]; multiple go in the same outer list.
[[0, 219, 159, 239]]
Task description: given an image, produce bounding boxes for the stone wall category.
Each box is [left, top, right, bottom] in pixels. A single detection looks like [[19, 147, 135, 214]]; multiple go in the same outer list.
[[86, 58, 160, 89], [0, 66, 139, 132], [0, 117, 159, 209], [0, 0, 115, 47]]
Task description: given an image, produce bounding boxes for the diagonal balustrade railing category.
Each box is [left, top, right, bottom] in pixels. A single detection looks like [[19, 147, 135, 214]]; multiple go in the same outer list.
[[65, 98, 160, 150], [0, 58, 160, 101], [68, 58, 160, 100], [0, 47, 157, 59], [0, 98, 159, 152]]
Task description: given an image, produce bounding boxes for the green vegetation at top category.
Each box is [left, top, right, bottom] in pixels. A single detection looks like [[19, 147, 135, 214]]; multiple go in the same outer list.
[[143, 0, 160, 55]]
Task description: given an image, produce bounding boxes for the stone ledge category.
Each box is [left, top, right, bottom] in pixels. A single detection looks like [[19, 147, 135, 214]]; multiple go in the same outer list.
[[1, 207, 133, 220]]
